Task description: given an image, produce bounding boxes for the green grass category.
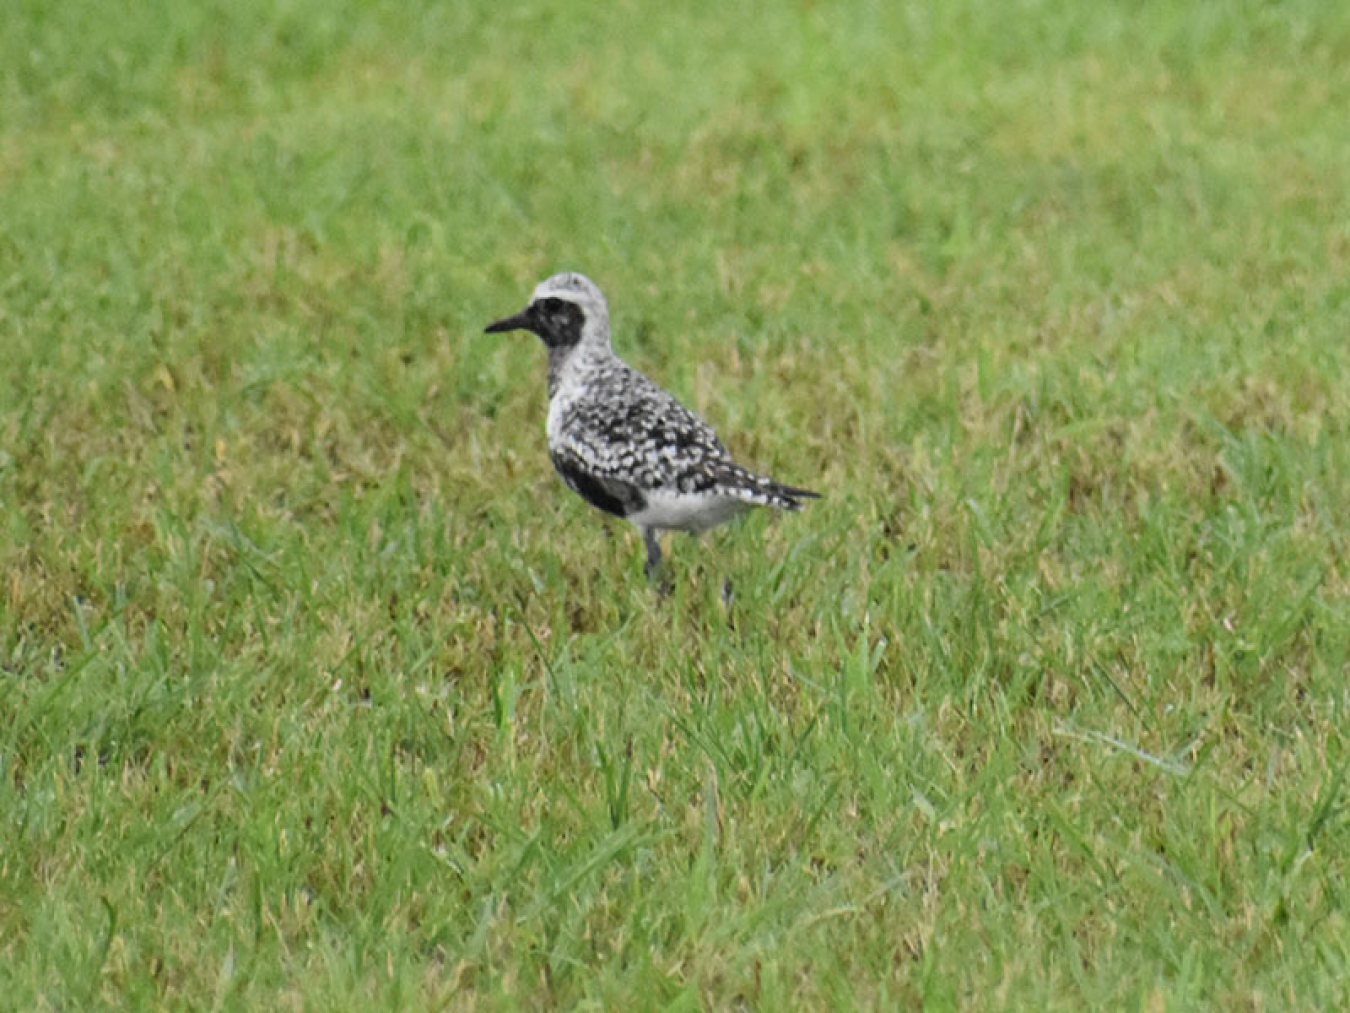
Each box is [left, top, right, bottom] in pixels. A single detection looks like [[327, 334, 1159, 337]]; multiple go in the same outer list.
[[3, 0, 1349, 1006]]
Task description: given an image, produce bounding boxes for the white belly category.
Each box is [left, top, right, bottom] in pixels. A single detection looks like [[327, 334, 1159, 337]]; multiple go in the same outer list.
[[628, 490, 750, 533]]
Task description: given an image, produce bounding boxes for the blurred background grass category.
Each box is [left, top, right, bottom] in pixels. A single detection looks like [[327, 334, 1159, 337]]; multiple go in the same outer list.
[[2, 0, 1349, 1007]]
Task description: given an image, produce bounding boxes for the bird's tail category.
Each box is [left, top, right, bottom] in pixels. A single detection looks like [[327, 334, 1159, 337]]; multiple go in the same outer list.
[[718, 464, 821, 511], [771, 481, 822, 509]]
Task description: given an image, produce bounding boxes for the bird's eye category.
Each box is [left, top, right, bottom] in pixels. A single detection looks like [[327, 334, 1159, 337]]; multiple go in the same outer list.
[[542, 298, 563, 312]]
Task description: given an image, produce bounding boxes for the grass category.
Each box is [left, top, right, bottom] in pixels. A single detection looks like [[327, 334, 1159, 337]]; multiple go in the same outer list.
[[3, 0, 1349, 1006]]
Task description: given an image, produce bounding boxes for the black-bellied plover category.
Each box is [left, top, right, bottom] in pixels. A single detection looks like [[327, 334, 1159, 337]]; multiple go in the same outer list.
[[485, 272, 819, 579]]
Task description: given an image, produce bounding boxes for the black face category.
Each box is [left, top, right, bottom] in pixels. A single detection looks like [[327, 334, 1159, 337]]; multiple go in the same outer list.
[[530, 297, 584, 349], [484, 297, 585, 350]]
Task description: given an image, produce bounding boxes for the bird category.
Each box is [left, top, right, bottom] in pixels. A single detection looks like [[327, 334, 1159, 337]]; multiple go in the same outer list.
[[484, 271, 819, 581]]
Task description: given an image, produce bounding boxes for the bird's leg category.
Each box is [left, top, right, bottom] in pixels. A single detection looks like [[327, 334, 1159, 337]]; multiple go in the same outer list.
[[642, 528, 666, 586]]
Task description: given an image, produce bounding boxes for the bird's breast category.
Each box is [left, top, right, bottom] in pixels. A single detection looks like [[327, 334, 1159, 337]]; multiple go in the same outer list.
[[545, 361, 596, 443], [545, 388, 571, 444]]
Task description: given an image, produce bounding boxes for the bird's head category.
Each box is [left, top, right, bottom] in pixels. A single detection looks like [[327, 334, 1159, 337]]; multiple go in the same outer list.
[[484, 272, 611, 352]]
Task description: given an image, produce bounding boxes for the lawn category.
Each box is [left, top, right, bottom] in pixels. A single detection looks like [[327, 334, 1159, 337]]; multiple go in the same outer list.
[[3, 0, 1349, 1007]]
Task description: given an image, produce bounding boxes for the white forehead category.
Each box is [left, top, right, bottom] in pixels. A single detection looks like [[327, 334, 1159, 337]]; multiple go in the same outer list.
[[531, 272, 606, 307]]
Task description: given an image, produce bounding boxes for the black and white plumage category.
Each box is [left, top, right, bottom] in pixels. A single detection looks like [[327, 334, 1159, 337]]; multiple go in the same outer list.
[[485, 272, 819, 578]]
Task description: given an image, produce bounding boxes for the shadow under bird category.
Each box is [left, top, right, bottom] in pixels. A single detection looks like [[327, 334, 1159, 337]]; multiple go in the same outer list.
[[485, 272, 819, 580]]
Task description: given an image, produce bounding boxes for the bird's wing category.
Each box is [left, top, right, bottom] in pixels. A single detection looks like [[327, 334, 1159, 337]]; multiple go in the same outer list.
[[552, 373, 732, 494]]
